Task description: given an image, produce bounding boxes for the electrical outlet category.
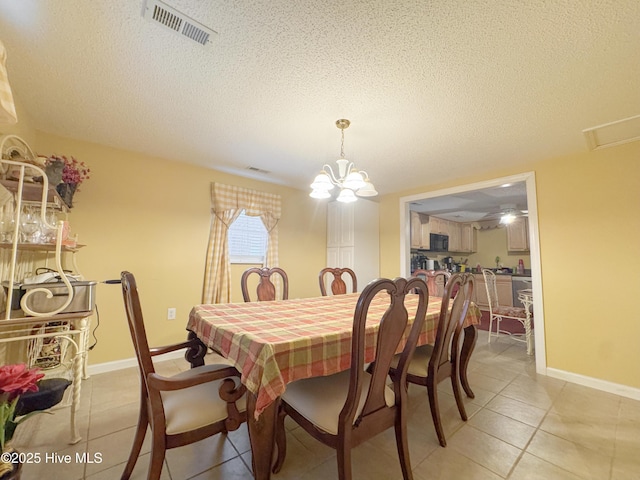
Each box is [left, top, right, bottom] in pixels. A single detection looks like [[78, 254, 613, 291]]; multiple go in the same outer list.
[[167, 307, 176, 320]]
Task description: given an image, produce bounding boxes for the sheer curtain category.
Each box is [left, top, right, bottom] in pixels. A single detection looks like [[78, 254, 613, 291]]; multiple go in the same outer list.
[[0, 40, 17, 124], [202, 183, 281, 304]]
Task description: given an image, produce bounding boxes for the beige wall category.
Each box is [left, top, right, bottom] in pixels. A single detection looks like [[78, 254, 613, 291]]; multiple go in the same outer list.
[[30, 132, 327, 365], [468, 228, 531, 271], [380, 141, 640, 389], [4, 111, 639, 390], [1, 97, 36, 143]]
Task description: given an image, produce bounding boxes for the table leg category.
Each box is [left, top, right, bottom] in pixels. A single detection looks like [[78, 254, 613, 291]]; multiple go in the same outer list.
[[247, 392, 276, 480], [185, 331, 207, 367], [460, 324, 477, 399]]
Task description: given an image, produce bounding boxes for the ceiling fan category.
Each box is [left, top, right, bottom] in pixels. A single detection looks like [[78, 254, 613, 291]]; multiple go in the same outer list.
[[478, 204, 528, 224]]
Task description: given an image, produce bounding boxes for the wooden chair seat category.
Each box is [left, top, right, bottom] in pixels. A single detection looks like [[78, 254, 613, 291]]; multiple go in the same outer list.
[[160, 364, 247, 435], [281, 370, 394, 436], [390, 344, 433, 378]]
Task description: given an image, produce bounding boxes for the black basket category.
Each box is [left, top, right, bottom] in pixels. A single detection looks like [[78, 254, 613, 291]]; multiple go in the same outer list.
[[15, 378, 71, 416]]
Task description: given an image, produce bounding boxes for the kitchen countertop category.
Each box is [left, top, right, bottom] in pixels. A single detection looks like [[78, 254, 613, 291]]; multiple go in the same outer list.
[[472, 270, 531, 277]]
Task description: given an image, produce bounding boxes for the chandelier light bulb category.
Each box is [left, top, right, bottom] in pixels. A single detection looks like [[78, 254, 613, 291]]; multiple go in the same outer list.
[[336, 188, 357, 203], [310, 188, 332, 199], [310, 172, 334, 191], [343, 171, 366, 190], [356, 179, 378, 197]]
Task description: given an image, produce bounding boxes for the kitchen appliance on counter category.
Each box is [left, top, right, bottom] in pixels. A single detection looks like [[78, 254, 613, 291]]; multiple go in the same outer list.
[[442, 256, 454, 271], [411, 255, 440, 273]]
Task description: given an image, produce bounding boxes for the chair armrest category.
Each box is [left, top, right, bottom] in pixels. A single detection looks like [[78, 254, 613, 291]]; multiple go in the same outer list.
[[147, 365, 241, 392], [150, 338, 201, 357]]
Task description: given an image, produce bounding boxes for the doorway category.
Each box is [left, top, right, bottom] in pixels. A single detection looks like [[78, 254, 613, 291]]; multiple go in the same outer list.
[[399, 172, 546, 374]]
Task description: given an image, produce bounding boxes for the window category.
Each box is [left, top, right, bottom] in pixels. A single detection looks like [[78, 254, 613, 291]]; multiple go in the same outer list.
[[228, 210, 268, 264]]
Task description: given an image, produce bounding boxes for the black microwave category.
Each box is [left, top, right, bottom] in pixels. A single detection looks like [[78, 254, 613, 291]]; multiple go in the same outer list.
[[429, 233, 449, 252]]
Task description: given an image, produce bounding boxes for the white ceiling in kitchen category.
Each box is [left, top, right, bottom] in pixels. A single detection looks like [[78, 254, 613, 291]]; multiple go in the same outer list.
[[0, 1, 638, 195], [410, 182, 528, 222]]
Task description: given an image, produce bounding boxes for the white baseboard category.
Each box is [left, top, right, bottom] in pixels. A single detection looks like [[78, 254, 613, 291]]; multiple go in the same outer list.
[[87, 350, 184, 376], [546, 367, 640, 401], [88, 355, 640, 402]]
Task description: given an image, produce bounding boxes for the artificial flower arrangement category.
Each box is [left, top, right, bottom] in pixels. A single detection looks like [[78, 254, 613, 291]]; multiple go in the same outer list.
[[0, 364, 44, 477], [43, 155, 90, 208]]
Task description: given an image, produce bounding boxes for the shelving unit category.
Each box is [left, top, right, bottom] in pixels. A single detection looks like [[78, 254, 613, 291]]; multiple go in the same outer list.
[[0, 134, 92, 444]]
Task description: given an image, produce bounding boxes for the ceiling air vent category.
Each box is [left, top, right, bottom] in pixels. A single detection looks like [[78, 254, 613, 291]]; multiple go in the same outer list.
[[142, 0, 217, 47], [246, 166, 270, 174], [583, 114, 640, 151]]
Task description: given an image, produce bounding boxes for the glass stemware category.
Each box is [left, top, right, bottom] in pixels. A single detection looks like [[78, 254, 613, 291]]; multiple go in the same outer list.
[[20, 205, 41, 243], [40, 209, 59, 244], [0, 210, 15, 243]]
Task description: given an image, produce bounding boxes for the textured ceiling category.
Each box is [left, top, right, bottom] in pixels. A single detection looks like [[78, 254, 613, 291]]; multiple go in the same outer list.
[[0, 0, 638, 196], [410, 182, 528, 222]]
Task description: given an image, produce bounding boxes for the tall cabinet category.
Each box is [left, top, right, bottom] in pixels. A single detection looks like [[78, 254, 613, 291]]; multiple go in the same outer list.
[[326, 200, 379, 290]]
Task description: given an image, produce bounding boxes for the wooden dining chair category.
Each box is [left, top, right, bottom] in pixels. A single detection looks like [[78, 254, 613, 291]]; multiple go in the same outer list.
[[272, 276, 428, 480], [318, 267, 357, 296], [120, 271, 247, 480], [390, 272, 474, 447], [411, 269, 451, 297], [482, 268, 532, 346], [241, 266, 289, 302]]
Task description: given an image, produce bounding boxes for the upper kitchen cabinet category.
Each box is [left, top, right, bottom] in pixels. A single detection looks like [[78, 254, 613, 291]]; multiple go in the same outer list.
[[460, 223, 477, 253], [327, 200, 379, 289], [410, 211, 431, 249], [447, 221, 462, 252], [445, 220, 476, 253], [429, 216, 448, 235], [506, 217, 529, 252]]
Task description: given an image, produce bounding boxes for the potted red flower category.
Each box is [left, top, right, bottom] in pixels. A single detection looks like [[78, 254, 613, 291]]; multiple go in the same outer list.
[[0, 364, 44, 479]]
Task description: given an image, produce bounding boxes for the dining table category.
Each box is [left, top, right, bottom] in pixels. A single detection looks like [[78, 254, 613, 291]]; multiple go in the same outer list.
[[185, 292, 481, 480]]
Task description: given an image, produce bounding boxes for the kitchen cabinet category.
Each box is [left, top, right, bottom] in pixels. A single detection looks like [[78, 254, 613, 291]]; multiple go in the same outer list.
[[473, 273, 513, 308], [460, 223, 477, 253], [410, 211, 429, 249], [429, 216, 448, 235], [447, 221, 461, 252], [435, 220, 476, 253], [507, 217, 529, 252], [327, 200, 379, 289]]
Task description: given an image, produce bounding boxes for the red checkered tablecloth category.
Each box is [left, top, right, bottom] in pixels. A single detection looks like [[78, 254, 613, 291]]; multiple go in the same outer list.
[[187, 293, 480, 417]]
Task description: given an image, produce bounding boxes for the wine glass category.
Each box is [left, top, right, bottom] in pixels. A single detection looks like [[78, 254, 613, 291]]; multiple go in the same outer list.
[[0, 211, 15, 243], [20, 205, 41, 243], [40, 209, 59, 243]]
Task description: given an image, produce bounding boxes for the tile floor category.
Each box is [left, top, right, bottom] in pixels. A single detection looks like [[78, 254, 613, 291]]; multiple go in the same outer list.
[[13, 330, 640, 479]]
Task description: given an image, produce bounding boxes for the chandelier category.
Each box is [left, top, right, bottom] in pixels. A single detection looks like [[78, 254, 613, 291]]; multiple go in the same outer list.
[[309, 119, 377, 203]]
